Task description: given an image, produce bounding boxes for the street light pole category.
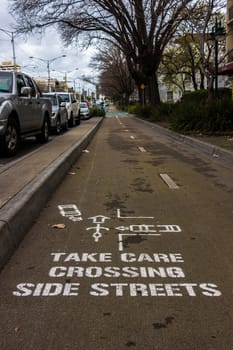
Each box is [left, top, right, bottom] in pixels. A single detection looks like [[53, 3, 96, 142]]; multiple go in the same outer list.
[[47, 61, 51, 92], [214, 36, 218, 92], [29, 55, 66, 92], [0, 28, 17, 70], [11, 32, 16, 68], [210, 18, 225, 94]]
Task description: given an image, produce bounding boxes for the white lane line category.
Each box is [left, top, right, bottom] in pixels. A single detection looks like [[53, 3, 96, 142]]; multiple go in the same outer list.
[[138, 147, 146, 152], [160, 173, 179, 189], [130, 136, 135, 139], [115, 115, 125, 126]]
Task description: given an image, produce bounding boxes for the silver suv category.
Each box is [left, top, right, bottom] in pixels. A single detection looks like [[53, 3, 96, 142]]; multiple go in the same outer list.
[[0, 70, 52, 156]]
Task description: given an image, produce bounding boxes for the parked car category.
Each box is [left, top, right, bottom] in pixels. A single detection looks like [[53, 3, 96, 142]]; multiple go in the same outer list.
[[56, 92, 80, 127], [0, 70, 52, 156], [79, 101, 90, 120], [43, 93, 68, 134]]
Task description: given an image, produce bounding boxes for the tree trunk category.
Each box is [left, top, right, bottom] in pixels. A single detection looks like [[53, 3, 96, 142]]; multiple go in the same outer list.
[[199, 69, 205, 89], [147, 73, 161, 105], [138, 87, 145, 105]]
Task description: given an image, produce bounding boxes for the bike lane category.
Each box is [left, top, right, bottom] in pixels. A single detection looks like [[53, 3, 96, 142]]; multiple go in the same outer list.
[[0, 115, 232, 349]]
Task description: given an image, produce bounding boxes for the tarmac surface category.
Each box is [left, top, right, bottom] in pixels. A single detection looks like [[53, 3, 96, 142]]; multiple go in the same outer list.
[[0, 110, 232, 271], [0, 117, 103, 269]]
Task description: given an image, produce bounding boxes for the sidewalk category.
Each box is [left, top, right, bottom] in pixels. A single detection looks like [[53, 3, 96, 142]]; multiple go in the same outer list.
[[0, 117, 103, 269], [132, 116, 233, 170]]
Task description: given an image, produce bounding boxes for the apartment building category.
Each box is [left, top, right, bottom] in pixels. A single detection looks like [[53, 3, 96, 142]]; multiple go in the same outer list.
[[0, 61, 21, 72], [219, 0, 233, 75]]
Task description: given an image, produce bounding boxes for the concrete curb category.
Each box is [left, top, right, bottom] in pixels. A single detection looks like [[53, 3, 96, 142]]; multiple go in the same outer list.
[[0, 118, 103, 270], [132, 116, 233, 169]]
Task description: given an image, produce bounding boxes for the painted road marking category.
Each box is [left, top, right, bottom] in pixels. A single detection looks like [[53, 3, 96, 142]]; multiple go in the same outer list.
[[13, 205, 222, 298], [115, 115, 124, 126], [130, 136, 135, 139], [117, 225, 182, 251], [138, 147, 146, 152], [160, 174, 179, 189]]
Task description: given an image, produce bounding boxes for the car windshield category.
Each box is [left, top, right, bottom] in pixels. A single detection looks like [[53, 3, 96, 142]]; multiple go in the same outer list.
[[58, 94, 69, 102], [0, 72, 13, 93]]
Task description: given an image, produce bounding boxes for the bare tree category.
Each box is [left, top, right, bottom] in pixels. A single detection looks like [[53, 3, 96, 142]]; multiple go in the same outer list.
[[11, 0, 201, 105], [90, 45, 135, 105]]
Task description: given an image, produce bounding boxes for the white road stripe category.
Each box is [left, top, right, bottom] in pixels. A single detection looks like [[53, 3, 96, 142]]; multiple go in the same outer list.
[[130, 136, 135, 139], [160, 173, 179, 189], [115, 115, 124, 126], [138, 147, 146, 152]]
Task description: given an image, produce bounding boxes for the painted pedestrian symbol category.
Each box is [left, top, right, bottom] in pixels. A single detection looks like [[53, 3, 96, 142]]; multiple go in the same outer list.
[[86, 224, 109, 242], [86, 215, 110, 242]]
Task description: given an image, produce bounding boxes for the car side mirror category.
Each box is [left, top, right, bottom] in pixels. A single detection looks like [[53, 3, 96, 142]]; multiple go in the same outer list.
[[21, 86, 32, 97]]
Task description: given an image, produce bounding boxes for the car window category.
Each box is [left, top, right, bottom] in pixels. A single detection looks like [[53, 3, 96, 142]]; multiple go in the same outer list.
[[0, 72, 13, 93], [33, 79, 42, 96], [16, 74, 27, 96], [24, 75, 36, 97], [58, 94, 69, 102], [57, 96, 62, 105]]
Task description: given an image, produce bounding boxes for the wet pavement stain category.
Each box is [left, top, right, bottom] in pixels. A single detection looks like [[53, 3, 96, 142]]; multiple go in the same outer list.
[[131, 177, 154, 193], [125, 341, 136, 347], [123, 235, 147, 249], [108, 135, 134, 154], [153, 316, 175, 330], [144, 159, 165, 167], [104, 193, 128, 211], [122, 159, 139, 164]]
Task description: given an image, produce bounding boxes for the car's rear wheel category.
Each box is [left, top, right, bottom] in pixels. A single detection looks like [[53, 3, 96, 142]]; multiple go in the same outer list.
[[63, 117, 69, 131], [55, 118, 61, 134], [68, 113, 74, 128], [76, 115, 81, 125], [0, 117, 20, 156], [36, 117, 50, 143]]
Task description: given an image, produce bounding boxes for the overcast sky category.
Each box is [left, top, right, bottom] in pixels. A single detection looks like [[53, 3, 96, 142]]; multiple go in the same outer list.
[[0, 0, 97, 92]]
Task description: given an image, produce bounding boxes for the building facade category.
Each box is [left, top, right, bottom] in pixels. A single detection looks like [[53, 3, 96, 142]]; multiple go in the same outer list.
[[219, 0, 233, 75]]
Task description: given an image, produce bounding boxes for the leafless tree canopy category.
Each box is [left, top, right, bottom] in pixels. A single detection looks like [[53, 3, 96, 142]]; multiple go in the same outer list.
[[90, 45, 135, 103], [10, 0, 226, 104]]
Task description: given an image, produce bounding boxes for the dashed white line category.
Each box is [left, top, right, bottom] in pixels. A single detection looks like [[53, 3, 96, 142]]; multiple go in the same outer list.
[[138, 147, 146, 152], [160, 173, 179, 189], [130, 136, 135, 139], [115, 115, 125, 126]]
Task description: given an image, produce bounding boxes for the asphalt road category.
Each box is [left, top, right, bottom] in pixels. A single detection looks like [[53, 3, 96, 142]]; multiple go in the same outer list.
[[0, 113, 232, 349]]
